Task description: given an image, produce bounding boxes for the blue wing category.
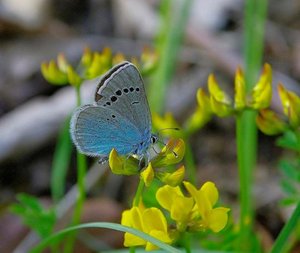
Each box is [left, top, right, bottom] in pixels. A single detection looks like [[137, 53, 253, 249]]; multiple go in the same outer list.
[[94, 62, 152, 137], [70, 104, 144, 157]]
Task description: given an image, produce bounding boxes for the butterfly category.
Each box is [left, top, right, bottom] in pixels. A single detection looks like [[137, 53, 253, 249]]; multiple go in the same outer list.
[[70, 61, 158, 165]]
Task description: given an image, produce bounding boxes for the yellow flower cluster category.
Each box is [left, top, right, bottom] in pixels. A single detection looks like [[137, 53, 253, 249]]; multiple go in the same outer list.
[[109, 139, 186, 186], [121, 205, 172, 251], [153, 64, 300, 137], [157, 181, 230, 233], [121, 181, 230, 251], [41, 47, 158, 86]]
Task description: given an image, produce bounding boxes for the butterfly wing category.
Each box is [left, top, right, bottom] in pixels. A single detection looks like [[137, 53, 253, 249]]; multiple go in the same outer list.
[[94, 62, 152, 141], [70, 104, 143, 157]]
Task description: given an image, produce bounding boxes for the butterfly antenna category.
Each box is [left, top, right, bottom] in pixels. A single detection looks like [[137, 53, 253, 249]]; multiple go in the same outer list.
[[158, 127, 180, 134]]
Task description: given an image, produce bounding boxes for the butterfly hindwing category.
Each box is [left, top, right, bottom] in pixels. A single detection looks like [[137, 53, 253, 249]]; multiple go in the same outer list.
[[70, 104, 143, 157]]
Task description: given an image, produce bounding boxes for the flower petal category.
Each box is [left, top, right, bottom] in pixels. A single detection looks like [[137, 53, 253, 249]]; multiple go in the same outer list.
[[142, 208, 168, 233], [170, 195, 194, 224], [200, 181, 218, 207], [122, 207, 146, 247], [159, 165, 185, 186], [145, 230, 172, 251], [156, 185, 183, 211], [141, 163, 154, 187], [250, 63, 272, 109], [234, 67, 246, 110], [256, 109, 287, 135], [109, 149, 139, 175], [151, 139, 185, 167], [207, 207, 230, 232]]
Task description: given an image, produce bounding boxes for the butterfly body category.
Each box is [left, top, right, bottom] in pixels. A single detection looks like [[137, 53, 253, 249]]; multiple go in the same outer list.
[[70, 61, 156, 162]]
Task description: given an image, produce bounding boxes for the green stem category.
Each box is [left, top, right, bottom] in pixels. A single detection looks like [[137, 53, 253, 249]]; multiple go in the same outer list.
[[64, 85, 88, 253], [133, 179, 145, 207], [237, 0, 268, 250], [149, 0, 192, 113], [182, 232, 191, 253], [236, 111, 257, 247], [129, 247, 136, 253], [270, 201, 300, 253], [184, 136, 197, 185], [130, 177, 145, 253]]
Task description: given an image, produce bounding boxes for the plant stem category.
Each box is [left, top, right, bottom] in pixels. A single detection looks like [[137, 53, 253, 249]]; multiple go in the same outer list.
[[133, 179, 145, 207], [184, 137, 197, 184], [64, 85, 88, 253], [237, 0, 268, 250], [271, 201, 300, 253], [149, 0, 192, 113]]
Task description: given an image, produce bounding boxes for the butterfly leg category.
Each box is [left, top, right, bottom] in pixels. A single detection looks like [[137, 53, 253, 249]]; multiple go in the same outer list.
[[98, 156, 109, 164], [138, 156, 146, 171]]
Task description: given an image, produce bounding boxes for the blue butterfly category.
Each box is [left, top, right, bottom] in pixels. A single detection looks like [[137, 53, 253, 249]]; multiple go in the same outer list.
[[70, 61, 158, 164]]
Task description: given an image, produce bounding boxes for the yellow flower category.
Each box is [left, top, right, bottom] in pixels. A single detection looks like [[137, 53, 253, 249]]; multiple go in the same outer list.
[[208, 74, 232, 117], [156, 181, 230, 233], [156, 184, 194, 231], [234, 67, 246, 110], [121, 206, 172, 251], [185, 88, 212, 134], [249, 63, 272, 109], [151, 139, 185, 168], [109, 149, 139, 175], [157, 165, 185, 187], [141, 163, 154, 187], [41, 47, 157, 87], [108, 139, 185, 186], [278, 83, 300, 128], [152, 112, 181, 138], [183, 181, 230, 233], [67, 65, 82, 87], [41, 58, 68, 85], [256, 109, 287, 135]]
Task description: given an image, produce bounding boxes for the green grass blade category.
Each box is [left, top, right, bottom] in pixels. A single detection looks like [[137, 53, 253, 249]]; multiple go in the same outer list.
[[51, 116, 72, 202], [30, 222, 182, 253], [148, 0, 192, 113]]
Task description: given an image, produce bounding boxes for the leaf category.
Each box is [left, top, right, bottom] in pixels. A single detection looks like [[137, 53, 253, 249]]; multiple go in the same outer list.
[[276, 130, 300, 152], [30, 222, 182, 253], [11, 194, 56, 238], [280, 180, 297, 195], [51, 116, 72, 202], [278, 160, 300, 182], [280, 197, 298, 206]]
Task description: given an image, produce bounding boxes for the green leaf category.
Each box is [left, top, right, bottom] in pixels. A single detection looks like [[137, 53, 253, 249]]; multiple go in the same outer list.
[[30, 222, 182, 253], [278, 160, 300, 182], [51, 116, 72, 202], [281, 180, 297, 195], [276, 130, 300, 152], [11, 194, 56, 238], [280, 197, 298, 206]]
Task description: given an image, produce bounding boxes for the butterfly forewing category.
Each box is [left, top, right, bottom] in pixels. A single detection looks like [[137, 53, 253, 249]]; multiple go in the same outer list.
[[95, 62, 151, 136]]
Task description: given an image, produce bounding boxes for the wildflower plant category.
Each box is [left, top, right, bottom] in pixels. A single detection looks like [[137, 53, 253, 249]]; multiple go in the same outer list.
[[15, 2, 300, 252]]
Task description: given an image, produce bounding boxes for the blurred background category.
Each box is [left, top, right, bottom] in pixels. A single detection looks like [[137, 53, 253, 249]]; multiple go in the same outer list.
[[0, 0, 300, 252]]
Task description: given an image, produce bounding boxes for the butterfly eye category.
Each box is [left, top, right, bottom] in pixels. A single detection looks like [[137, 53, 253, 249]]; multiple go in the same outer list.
[[151, 135, 158, 144]]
